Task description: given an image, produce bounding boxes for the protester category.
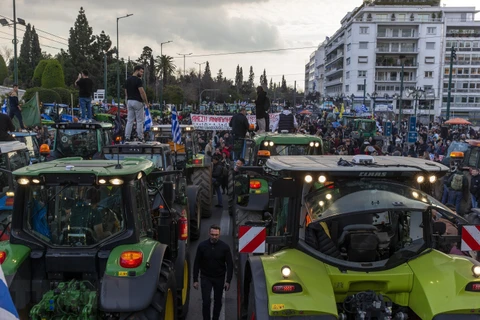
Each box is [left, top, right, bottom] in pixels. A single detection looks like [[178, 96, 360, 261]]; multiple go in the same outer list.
[[0, 113, 16, 141], [193, 224, 233, 320], [273, 107, 298, 132], [75, 70, 94, 120], [470, 168, 480, 209], [212, 155, 225, 208], [229, 107, 249, 160], [254, 86, 267, 133], [8, 84, 25, 131], [124, 65, 149, 142]]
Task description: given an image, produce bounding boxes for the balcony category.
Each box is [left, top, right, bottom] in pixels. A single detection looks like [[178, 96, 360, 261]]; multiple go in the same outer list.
[[325, 52, 344, 65], [325, 66, 344, 77], [377, 32, 419, 39], [445, 60, 480, 66], [325, 77, 343, 87], [376, 62, 418, 68], [442, 88, 480, 94], [376, 47, 418, 54], [375, 77, 416, 83], [326, 37, 344, 54]]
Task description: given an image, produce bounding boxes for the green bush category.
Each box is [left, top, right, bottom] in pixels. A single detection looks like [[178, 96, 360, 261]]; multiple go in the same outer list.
[[52, 87, 72, 104], [32, 60, 49, 87], [70, 89, 79, 107], [23, 87, 61, 104], [22, 87, 42, 102], [0, 55, 7, 85], [41, 60, 65, 89]]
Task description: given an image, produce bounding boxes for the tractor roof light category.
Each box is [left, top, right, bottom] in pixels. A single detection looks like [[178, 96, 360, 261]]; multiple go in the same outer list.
[[429, 175, 437, 183], [32, 179, 41, 184], [472, 265, 480, 278], [264, 141, 269, 147], [110, 178, 124, 185], [305, 175, 313, 183], [137, 172, 143, 180], [18, 178, 29, 185], [281, 266, 291, 278], [315, 142, 320, 147], [269, 141, 274, 147], [450, 151, 464, 158], [98, 179, 107, 184], [119, 251, 143, 268], [416, 175, 425, 184]]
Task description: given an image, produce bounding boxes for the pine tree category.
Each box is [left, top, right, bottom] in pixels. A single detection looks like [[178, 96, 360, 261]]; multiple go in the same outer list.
[[269, 78, 273, 91], [234, 65, 241, 92], [260, 69, 268, 89], [216, 69, 223, 83], [281, 75, 287, 93], [0, 55, 8, 85], [248, 66, 255, 89], [30, 27, 42, 73], [17, 24, 32, 86], [202, 61, 214, 89]]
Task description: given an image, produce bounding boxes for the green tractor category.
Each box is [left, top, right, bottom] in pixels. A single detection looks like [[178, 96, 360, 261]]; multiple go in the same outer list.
[[150, 124, 213, 218], [102, 141, 202, 240], [4, 157, 192, 319], [230, 133, 324, 260], [351, 119, 385, 146], [42, 122, 114, 161], [234, 154, 480, 319]]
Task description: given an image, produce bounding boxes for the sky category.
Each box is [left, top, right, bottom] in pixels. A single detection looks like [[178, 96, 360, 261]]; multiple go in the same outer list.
[[0, 0, 478, 89]]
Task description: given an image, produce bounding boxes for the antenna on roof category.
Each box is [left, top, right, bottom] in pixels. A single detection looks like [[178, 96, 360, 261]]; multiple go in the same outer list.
[[115, 152, 122, 169]]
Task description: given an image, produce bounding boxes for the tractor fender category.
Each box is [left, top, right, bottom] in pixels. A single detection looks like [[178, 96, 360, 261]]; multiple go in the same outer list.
[[174, 240, 188, 290], [246, 256, 270, 319], [99, 243, 168, 312], [5, 257, 31, 310], [186, 185, 199, 215]]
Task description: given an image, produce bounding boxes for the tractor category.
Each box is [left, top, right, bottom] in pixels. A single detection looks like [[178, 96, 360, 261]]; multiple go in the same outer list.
[[4, 157, 191, 319], [234, 154, 480, 319], [103, 142, 202, 240], [150, 124, 213, 218], [42, 122, 113, 161], [12, 131, 41, 164]]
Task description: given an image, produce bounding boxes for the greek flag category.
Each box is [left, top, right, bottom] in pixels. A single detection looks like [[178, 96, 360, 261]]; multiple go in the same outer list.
[[144, 107, 152, 132], [171, 106, 182, 144], [361, 104, 368, 113], [1, 100, 6, 114], [0, 266, 19, 320]]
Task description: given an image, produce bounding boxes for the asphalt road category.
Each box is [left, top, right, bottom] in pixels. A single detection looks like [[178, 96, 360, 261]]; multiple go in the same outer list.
[[186, 197, 237, 320]]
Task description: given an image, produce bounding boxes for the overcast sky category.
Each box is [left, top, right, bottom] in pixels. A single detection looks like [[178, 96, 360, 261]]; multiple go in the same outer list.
[[0, 0, 478, 88]]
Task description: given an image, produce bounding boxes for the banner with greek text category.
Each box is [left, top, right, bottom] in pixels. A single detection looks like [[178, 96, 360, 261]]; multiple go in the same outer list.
[[191, 113, 280, 131]]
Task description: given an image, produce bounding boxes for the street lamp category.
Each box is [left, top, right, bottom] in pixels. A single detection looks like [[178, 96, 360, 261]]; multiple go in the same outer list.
[[397, 55, 406, 131], [407, 87, 425, 117], [116, 13, 133, 115], [367, 91, 378, 118], [177, 52, 193, 109], [158, 41, 172, 106], [194, 61, 206, 109], [0, 1, 26, 85]]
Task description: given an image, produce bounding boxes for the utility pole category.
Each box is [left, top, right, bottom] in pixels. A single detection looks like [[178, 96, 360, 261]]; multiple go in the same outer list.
[[159, 41, 172, 106], [116, 13, 133, 115], [104, 53, 107, 103], [293, 81, 297, 107], [194, 61, 206, 109], [13, 0, 18, 84], [177, 52, 193, 110], [446, 46, 456, 120], [398, 55, 406, 131], [362, 78, 366, 107]]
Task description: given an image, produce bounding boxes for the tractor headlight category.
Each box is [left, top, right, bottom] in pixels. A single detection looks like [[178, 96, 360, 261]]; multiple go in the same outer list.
[[264, 141, 269, 147], [309, 142, 314, 147], [318, 175, 327, 183], [110, 178, 124, 185], [305, 175, 313, 183], [472, 265, 480, 278], [269, 141, 274, 147], [417, 176, 425, 183], [326, 194, 332, 200], [32, 179, 41, 184], [18, 178, 29, 185], [98, 179, 107, 184], [137, 172, 143, 180], [315, 142, 320, 147], [429, 175, 436, 183], [281, 266, 291, 278]]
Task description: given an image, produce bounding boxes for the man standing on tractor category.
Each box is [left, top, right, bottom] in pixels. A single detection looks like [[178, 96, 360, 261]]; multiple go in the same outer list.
[[193, 224, 233, 320], [273, 107, 298, 133], [124, 65, 149, 142], [255, 86, 267, 133], [229, 107, 249, 160]]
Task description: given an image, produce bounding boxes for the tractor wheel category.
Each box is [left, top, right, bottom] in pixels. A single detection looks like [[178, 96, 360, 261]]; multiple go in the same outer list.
[[187, 188, 201, 241], [233, 208, 262, 274], [120, 261, 177, 320], [177, 253, 191, 320], [247, 281, 256, 320], [228, 170, 235, 216], [192, 167, 212, 218]]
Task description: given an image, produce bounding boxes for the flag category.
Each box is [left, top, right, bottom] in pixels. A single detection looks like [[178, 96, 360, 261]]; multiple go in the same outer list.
[[0, 266, 19, 320], [171, 106, 182, 145], [12, 94, 41, 129], [361, 104, 368, 113], [144, 107, 152, 132], [1, 100, 6, 114], [112, 99, 115, 106], [339, 103, 345, 119]]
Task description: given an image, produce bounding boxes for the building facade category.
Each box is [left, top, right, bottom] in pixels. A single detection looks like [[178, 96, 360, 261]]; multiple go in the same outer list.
[[306, 0, 479, 123]]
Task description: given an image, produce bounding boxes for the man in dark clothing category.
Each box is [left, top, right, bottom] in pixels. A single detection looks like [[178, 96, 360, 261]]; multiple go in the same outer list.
[[193, 224, 233, 320], [229, 107, 249, 160], [124, 65, 149, 142], [255, 86, 267, 133], [8, 84, 25, 130], [75, 70, 94, 120], [470, 168, 480, 209], [273, 108, 298, 133], [212, 155, 224, 207], [0, 113, 16, 141]]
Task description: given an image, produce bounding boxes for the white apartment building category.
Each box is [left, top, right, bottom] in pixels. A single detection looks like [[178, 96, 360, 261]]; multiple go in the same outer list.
[[305, 0, 479, 123], [305, 41, 327, 102]]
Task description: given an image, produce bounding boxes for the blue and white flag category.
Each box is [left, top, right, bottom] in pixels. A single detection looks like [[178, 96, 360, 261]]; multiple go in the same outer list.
[[171, 106, 182, 145], [112, 98, 115, 106], [361, 104, 368, 113], [144, 107, 152, 132], [0, 266, 19, 320], [1, 100, 6, 114]]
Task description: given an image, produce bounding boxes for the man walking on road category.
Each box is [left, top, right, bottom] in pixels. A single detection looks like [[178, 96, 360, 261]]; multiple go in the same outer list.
[[75, 70, 94, 120], [193, 224, 233, 320], [8, 84, 25, 131], [124, 65, 149, 142]]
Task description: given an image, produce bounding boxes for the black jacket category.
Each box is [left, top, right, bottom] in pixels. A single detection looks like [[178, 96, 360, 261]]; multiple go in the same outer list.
[[0, 113, 16, 141], [229, 112, 249, 138], [193, 239, 233, 283], [471, 174, 480, 198], [255, 91, 267, 119], [212, 161, 224, 179]]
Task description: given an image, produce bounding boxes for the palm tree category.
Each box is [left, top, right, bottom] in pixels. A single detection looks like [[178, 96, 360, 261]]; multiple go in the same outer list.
[[155, 55, 176, 88]]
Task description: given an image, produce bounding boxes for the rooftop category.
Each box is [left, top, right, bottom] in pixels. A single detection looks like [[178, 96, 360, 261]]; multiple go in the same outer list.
[[0, 141, 28, 154], [253, 133, 323, 144]]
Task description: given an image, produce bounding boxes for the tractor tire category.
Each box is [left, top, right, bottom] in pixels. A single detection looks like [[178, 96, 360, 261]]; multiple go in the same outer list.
[[233, 208, 262, 274], [192, 167, 212, 218], [177, 253, 191, 320], [120, 261, 177, 320], [228, 170, 235, 216], [187, 188, 201, 241], [247, 281, 256, 320]]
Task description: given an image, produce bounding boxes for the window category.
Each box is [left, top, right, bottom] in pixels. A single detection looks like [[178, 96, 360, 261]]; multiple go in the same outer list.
[[345, 85, 350, 92], [426, 42, 435, 50], [359, 42, 368, 49], [358, 56, 368, 63], [358, 84, 365, 91], [134, 179, 152, 237], [346, 71, 350, 79], [424, 71, 433, 78], [346, 58, 351, 65], [427, 27, 436, 35], [347, 43, 351, 51], [425, 57, 435, 64], [360, 27, 369, 34], [358, 70, 367, 77], [418, 14, 429, 22], [376, 14, 388, 21], [348, 29, 352, 37]]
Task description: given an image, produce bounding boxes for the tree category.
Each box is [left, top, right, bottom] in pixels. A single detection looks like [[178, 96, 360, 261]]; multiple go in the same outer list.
[[41, 60, 65, 89], [0, 55, 7, 85], [30, 27, 42, 74], [260, 69, 268, 89], [281, 75, 287, 93], [32, 60, 50, 87], [248, 66, 255, 89], [155, 55, 176, 87], [17, 24, 32, 86], [202, 62, 214, 89], [216, 69, 223, 83], [235, 65, 243, 93], [163, 85, 184, 106], [269, 78, 273, 91], [136, 46, 153, 86]]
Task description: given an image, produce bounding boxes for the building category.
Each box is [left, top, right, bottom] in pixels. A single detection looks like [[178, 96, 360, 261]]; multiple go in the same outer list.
[[307, 0, 479, 123], [305, 41, 327, 103]]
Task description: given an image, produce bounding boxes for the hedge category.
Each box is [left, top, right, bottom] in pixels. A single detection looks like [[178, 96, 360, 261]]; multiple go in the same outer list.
[[32, 60, 49, 87], [52, 87, 72, 104], [22, 87, 61, 104], [41, 60, 65, 89], [0, 55, 7, 85]]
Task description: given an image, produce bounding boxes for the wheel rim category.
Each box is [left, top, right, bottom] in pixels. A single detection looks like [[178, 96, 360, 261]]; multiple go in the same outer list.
[[166, 288, 175, 319], [182, 260, 189, 305]]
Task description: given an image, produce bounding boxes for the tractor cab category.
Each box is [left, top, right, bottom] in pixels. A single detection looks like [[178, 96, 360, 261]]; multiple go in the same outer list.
[[44, 122, 113, 160], [12, 131, 40, 163], [41, 103, 79, 123], [234, 154, 480, 320]]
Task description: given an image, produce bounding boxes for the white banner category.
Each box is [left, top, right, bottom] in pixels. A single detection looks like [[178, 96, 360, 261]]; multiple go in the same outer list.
[[191, 113, 280, 131]]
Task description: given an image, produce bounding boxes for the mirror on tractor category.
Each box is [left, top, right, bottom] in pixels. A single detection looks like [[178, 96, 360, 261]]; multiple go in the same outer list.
[[272, 178, 298, 198], [163, 181, 175, 209], [39, 144, 50, 156], [234, 174, 250, 196]]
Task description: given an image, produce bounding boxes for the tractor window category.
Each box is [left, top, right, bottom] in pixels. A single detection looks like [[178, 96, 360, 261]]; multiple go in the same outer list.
[[265, 144, 315, 156], [273, 198, 289, 236], [467, 147, 479, 168], [56, 129, 98, 158], [244, 141, 255, 166], [8, 150, 29, 171], [133, 179, 152, 237], [24, 185, 125, 246], [0, 154, 8, 193]]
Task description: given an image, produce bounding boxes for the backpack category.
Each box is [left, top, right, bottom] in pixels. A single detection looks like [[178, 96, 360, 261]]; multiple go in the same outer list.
[[222, 164, 228, 178], [451, 173, 464, 191]]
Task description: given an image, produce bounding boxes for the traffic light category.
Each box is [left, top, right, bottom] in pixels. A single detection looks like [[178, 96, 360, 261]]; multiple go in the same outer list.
[[451, 46, 457, 60]]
